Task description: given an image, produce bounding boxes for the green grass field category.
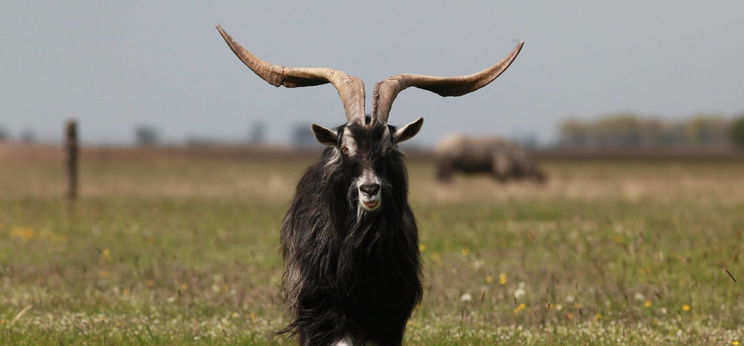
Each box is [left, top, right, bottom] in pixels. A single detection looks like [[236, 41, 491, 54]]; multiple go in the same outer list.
[[1, 146, 742, 345]]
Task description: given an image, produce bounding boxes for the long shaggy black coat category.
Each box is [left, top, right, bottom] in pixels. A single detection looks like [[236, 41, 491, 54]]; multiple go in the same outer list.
[[279, 140, 422, 345]]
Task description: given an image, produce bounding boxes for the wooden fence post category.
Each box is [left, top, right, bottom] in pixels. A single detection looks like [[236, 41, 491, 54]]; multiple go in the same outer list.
[[65, 120, 78, 201]]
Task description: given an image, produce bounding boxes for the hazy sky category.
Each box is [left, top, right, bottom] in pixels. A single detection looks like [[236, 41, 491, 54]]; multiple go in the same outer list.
[[1, 1, 743, 146]]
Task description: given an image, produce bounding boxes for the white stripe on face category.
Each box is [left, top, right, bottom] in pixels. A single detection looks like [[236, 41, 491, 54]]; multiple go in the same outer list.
[[342, 127, 358, 156]]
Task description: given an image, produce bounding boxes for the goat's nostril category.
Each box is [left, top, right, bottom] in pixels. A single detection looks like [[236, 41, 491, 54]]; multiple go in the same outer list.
[[359, 183, 381, 196]]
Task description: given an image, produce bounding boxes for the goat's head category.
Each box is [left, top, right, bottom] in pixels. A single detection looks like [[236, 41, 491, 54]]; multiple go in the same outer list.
[[216, 25, 523, 212], [311, 117, 423, 213]]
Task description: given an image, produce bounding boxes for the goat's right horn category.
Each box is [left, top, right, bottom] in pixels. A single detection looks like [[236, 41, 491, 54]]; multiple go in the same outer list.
[[216, 25, 366, 124]]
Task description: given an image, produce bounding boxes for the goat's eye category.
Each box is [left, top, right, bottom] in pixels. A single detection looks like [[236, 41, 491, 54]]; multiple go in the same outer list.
[[341, 146, 349, 154]]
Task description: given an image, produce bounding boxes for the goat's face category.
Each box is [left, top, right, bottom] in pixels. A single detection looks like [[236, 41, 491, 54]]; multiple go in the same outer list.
[[312, 118, 424, 213]]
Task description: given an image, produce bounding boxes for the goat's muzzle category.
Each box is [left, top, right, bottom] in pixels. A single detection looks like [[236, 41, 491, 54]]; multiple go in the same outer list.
[[359, 183, 382, 211]]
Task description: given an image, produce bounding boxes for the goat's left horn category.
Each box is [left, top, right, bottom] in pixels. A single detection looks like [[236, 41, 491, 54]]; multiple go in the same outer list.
[[372, 41, 524, 124], [216, 25, 367, 124]]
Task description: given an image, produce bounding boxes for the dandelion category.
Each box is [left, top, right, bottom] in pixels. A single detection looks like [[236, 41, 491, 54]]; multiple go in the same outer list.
[[643, 300, 653, 308], [732, 341, 739, 346], [418, 243, 427, 252], [513, 303, 526, 313], [484, 275, 494, 284], [499, 273, 508, 285], [682, 304, 691, 312], [461, 248, 470, 256], [593, 313, 602, 321]]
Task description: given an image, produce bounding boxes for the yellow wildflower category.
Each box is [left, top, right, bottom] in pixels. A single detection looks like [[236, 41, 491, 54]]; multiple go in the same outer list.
[[499, 273, 508, 285], [484, 275, 494, 284], [100, 248, 111, 262], [644, 300, 653, 308], [594, 313, 602, 321], [731, 341, 739, 346], [418, 243, 427, 252], [513, 303, 526, 313], [682, 304, 691, 312], [10, 227, 37, 241], [180, 283, 189, 291], [461, 248, 470, 256]]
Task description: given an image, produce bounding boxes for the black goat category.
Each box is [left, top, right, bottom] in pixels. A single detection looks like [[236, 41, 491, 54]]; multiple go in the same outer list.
[[216, 25, 523, 346]]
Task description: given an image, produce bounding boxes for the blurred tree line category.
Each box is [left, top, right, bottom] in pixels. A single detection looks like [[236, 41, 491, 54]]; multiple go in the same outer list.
[[0, 127, 36, 144], [559, 113, 744, 149]]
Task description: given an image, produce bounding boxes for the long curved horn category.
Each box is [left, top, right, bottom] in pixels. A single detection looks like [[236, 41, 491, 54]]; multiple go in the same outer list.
[[216, 25, 366, 123], [372, 41, 524, 124]]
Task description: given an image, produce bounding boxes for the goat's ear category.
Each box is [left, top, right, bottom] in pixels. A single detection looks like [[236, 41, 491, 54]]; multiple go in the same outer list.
[[394, 117, 424, 144], [311, 124, 338, 146]]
